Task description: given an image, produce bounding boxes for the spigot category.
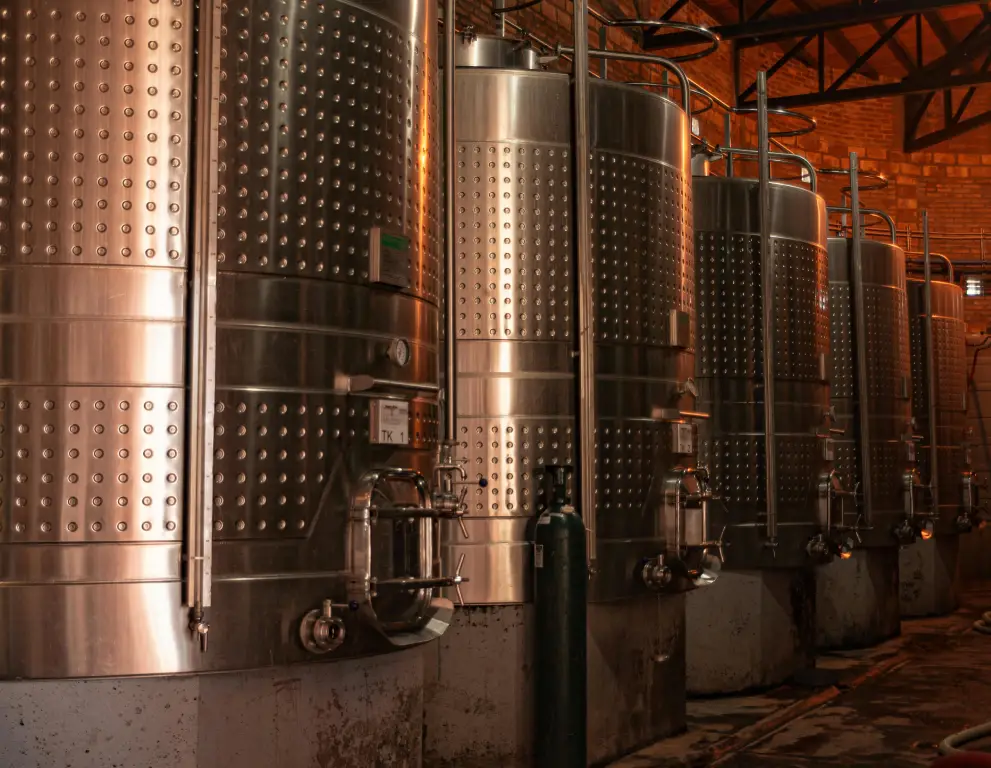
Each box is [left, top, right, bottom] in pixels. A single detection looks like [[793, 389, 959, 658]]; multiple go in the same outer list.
[[892, 517, 917, 545], [956, 514, 974, 533], [189, 609, 210, 653], [639, 555, 673, 591], [300, 599, 347, 654], [451, 552, 468, 607], [835, 536, 855, 560], [917, 518, 935, 541], [805, 534, 832, 562]]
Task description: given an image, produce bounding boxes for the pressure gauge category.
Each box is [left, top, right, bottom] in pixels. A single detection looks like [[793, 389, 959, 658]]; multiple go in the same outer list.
[[387, 337, 411, 367]]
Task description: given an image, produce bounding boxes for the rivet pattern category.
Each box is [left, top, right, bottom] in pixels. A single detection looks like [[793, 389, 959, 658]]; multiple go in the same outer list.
[[592, 153, 694, 345], [0, 0, 191, 266], [0, 388, 185, 542], [212, 392, 438, 539], [215, 0, 440, 300], [455, 142, 571, 339], [696, 228, 830, 529], [460, 419, 573, 516]]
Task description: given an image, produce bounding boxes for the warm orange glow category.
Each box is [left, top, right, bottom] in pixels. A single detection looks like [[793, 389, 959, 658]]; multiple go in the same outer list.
[[920, 528, 934, 540], [839, 550, 853, 560]]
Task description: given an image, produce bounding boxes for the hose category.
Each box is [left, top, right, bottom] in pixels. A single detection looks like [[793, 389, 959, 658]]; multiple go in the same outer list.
[[939, 721, 991, 755]]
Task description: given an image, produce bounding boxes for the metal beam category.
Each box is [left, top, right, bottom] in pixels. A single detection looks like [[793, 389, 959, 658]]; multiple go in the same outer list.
[[791, 0, 877, 77], [643, 0, 980, 48], [750, 70, 991, 108], [828, 15, 911, 91], [906, 104, 991, 150], [740, 34, 815, 100], [871, 19, 917, 73]]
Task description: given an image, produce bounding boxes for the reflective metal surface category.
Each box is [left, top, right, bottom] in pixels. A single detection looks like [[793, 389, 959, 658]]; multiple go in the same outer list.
[[907, 277, 970, 535], [694, 178, 832, 568], [448, 64, 694, 603], [455, 32, 542, 70], [828, 238, 914, 546], [0, 0, 443, 677]]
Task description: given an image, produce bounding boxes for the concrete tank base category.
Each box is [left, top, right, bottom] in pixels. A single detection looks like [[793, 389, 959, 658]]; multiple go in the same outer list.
[[817, 548, 901, 649], [686, 569, 816, 695], [423, 597, 686, 768], [900, 536, 960, 617], [422, 605, 533, 768], [588, 594, 686, 765], [0, 649, 424, 768]]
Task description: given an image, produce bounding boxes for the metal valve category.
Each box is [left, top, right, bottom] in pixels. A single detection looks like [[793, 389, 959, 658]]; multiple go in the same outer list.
[[189, 614, 210, 653], [300, 599, 347, 655], [639, 555, 673, 591]]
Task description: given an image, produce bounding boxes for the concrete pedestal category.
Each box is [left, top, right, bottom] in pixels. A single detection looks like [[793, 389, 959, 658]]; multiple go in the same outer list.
[[587, 594, 686, 765], [0, 649, 424, 768], [423, 596, 686, 768], [686, 569, 816, 695], [817, 548, 901, 649], [423, 606, 533, 768], [900, 536, 960, 616]]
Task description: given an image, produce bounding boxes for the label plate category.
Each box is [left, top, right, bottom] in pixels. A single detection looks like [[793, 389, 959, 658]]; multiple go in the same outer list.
[[370, 399, 410, 445]]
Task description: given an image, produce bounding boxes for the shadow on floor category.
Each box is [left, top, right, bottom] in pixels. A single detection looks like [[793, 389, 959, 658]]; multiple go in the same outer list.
[[611, 585, 991, 768]]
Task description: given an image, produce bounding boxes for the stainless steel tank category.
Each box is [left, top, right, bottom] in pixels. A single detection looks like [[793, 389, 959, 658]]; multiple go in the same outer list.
[[692, 178, 831, 566], [427, 34, 695, 767], [827, 238, 916, 545], [0, 0, 445, 679], [901, 272, 971, 617], [907, 276, 971, 533]]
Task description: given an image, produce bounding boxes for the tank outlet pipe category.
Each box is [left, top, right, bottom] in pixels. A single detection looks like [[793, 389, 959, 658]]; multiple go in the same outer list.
[[185, 0, 223, 652], [757, 70, 778, 542], [443, 0, 457, 446], [534, 465, 588, 768], [848, 153, 874, 527], [924, 210, 940, 518], [570, 0, 597, 567], [724, 111, 733, 177]]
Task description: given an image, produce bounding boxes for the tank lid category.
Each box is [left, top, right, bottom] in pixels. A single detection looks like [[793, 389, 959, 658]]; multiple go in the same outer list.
[[455, 32, 542, 71]]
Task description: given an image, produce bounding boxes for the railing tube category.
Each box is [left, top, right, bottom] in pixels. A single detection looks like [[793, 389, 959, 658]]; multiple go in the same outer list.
[[849, 153, 874, 527], [444, 0, 457, 445], [757, 71, 777, 542], [573, 0, 597, 566], [923, 211, 940, 518]]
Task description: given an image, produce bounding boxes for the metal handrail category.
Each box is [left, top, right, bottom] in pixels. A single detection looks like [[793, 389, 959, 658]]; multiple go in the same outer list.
[[731, 105, 818, 137], [828, 206, 897, 243], [585, 10, 721, 61], [923, 212, 940, 520], [714, 147, 818, 192]]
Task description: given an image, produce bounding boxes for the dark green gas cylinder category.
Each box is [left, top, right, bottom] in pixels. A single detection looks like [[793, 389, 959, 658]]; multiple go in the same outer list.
[[534, 464, 587, 768]]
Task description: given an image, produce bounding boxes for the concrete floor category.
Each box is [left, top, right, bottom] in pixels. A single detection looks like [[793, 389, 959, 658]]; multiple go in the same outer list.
[[610, 585, 991, 768]]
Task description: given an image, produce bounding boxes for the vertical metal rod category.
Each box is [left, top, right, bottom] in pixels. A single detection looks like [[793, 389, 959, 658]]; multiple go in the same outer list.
[[186, 0, 222, 621], [444, 0, 457, 444], [495, 0, 506, 36], [573, 0, 597, 565], [757, 70, 778, 541], [598, 26, 607, 78], [724, 112, 734, 177], [849, 153, 873, 526], [923, 210, 939, 517]]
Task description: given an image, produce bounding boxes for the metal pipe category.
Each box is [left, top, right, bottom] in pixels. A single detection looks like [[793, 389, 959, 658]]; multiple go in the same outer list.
[[444, 0, 457, 445], [718, 147, 818, 192], [849, 153, 873, 528], [572, 0, 597, 566], [724, 112, 734, 177], [827, 206, 896, 243], [905, 251, 955, 281], [923, 210, 940, 517], [185, 0, 222, 647], [757, 71, 778, 542]]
